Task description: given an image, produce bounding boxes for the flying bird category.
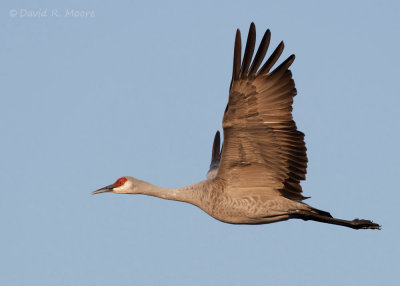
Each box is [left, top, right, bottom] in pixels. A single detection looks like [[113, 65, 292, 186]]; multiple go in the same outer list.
[[93, 23, 379, 230]]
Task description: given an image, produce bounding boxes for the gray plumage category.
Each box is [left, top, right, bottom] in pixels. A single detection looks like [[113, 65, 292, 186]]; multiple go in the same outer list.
[[93, 23, 380, 230]]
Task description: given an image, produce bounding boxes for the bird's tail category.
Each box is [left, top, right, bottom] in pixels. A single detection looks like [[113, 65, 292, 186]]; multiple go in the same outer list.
[[294, 208, 380, 230]]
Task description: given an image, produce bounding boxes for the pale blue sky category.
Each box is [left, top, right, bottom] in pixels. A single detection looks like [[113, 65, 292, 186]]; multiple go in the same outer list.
[[1, 1, 399, 285]]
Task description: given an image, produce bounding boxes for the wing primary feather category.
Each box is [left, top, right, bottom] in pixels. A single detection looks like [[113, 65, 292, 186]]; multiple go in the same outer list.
[[266, 55, 295, 83], [258, 41, 284, 75], [232, 29, 242, 81], [240, 23, 256, 78], [270, 54, 295, 75], [211, 131, 221, 162], [248, 29, 271, 76], [207, 131, 222, 180]]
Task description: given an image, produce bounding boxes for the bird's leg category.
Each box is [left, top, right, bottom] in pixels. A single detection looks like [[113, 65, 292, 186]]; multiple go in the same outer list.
[[292, 211, 380, 230]]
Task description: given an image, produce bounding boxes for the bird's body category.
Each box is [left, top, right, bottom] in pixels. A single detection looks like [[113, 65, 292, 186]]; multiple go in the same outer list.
[[107, 176, 307, 225], [93, 23, 380, 230]]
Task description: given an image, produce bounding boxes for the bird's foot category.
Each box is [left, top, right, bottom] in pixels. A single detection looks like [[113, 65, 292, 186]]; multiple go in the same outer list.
[[351, 219, 381, 230]]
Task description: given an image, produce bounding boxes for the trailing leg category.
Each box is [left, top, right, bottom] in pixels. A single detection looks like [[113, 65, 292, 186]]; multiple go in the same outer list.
[[293, 210, 380, 230]]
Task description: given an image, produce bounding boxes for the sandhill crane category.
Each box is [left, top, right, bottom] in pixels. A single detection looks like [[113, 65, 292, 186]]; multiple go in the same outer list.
[[93, 23, 380, 230]]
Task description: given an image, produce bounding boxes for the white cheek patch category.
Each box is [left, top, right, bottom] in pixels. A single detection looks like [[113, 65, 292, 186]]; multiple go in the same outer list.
[[114, 181, 132, 193]]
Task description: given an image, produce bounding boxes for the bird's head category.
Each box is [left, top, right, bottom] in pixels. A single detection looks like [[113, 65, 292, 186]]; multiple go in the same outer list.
[[92, 176, 140, 195]]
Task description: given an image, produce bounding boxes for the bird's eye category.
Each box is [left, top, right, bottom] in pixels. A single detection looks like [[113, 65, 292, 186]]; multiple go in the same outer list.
[[115, 177, 127, 187]]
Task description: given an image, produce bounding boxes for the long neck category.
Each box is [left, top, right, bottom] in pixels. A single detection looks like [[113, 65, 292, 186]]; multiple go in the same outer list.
[[135, 180, 205, 205]]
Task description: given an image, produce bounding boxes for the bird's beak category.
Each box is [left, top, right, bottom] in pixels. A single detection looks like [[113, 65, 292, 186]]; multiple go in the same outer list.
[[92, 184, 116, 195]]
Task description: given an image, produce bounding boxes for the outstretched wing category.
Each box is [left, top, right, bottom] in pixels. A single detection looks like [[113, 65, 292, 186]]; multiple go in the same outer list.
[[206, 131, 222, 180], [216, 23, 308, 201]]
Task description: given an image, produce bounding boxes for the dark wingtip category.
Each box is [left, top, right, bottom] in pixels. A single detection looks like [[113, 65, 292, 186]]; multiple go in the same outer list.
[[232, 29, 242, 81], [267, 54, 296, 81], [258, 41, 285, 75], [211, 131, 221, 162], [240, 22, 256, 78], [249, 22, 256, 36], [287, 54, 295, 66], [249, 28, 271, 76]]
